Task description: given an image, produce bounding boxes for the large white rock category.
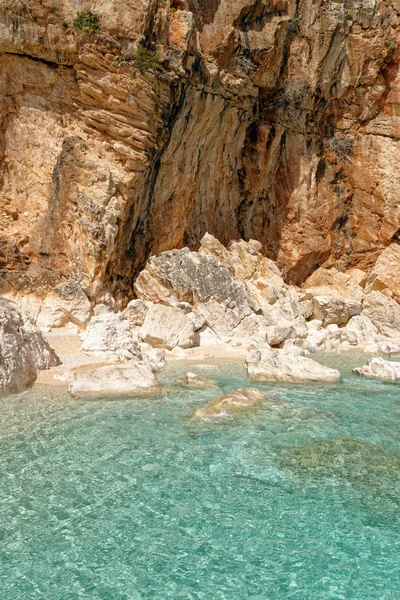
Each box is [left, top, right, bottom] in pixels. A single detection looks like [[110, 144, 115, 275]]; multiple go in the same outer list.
[[174, 372, 218, 388], [341, 314, 379, 346], [246, 348, 341, 383], [362, 291, 400, 337], [364, 341, 400, 356], [69, 361, 161, 398], [134, 245, 255, 338], [0, 298, 60, 394], [140, 304, 197, 349], [5, 279, 93, 329], [353, 357, 400, 382], [122, 299, 152, 327], [81, 312, 138, 358], [312, 295, 362, 326]]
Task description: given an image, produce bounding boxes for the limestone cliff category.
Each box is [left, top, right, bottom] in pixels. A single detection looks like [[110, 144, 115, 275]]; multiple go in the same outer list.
[[0, 0, 399, 309]]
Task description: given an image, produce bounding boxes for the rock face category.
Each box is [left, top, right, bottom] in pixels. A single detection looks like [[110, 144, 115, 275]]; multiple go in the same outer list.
[[353, 358, 400, 383], [366, 244, 400, 302], [246, 348, 341, 383], [69, 361, 161, 398], [1, 0, 400, 307], [363, 292, 400, 337], [0, 298, 60, 394], [192, 388, 265, 419], [139, 303, 197, 349]]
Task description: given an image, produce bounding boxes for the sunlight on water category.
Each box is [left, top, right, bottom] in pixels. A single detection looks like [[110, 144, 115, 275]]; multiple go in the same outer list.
[[1, 354, 400, 599]]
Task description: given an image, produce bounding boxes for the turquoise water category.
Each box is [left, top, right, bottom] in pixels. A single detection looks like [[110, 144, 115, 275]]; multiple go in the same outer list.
[[1, 354, 400, 599]]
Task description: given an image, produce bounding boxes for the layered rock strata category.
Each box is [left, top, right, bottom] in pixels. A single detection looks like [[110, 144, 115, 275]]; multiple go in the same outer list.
[[1, 1, 400, 309]]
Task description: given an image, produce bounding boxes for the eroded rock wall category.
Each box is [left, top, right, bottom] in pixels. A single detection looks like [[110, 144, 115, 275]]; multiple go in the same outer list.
[[0, 0, 399, 306]]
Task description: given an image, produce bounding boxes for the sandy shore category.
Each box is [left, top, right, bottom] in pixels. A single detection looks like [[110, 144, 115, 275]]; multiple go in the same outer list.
[[34, 327, 248, 390]]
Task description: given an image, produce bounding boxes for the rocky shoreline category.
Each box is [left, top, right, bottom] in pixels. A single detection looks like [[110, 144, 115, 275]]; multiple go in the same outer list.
[[1, 235, 400, 397]]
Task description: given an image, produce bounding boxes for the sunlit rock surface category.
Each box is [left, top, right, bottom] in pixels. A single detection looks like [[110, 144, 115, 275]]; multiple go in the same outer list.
[[353, 358, 400, 383], [1, 0, 400, 307], [69, 361, 161, 398], [246, 348, 341, 383], [0, 298, 60, 394]]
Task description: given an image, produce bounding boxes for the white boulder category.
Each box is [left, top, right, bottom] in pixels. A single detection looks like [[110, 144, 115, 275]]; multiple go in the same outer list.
[[174, 372, 218, 388], [81, 312, 138, 358], [362, 291, 400, 337], [0, 298, 60, 394], [122, 299, 152, 327], [353, 357, 400, 382], [312, 295, 362, 326], [140, 304, 197, 349], [364, 342, 400, 356], [246, 348, 341, 383], [69, 361, 161, 398]]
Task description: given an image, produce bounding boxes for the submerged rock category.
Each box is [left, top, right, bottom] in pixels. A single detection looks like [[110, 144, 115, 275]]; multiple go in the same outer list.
[[192, 387, 265, 419], [246, 348, 341, 383], [69, 361, 161, 398], [174, 371, 218, 388], [0, 298, 60, 394], [279, 438, 400, 482], [353, 358, 400, 382]]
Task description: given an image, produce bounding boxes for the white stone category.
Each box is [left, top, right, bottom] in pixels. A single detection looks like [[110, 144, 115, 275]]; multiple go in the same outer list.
[[122, 299, 151, 327], [0, 298, 60, 394], [140, 304, 197, 349], [81, 312, 138, 358], [364, 341, 400, 356], [363, 291, 400, 337], [353, 357, 400, 382], [69, 361, 161, 398], [246, 348, 341, 383], [174, 372, 218, 388], [312, 295, 362, 326], [341, 314, 379, 347], [187, 311, 206, 330]]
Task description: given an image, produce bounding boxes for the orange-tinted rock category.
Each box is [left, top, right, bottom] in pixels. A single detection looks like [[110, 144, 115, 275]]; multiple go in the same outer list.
[[0, 0, 400, 307]]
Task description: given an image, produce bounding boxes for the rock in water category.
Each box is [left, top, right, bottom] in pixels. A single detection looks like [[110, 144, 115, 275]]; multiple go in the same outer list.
[[174, 372, 218, 388], [69, 361, 161, 398], [192, 388, 265, 419], [246, 348, 341, 383], [0, 298, 60, 394], [353, 358, 400, 382]]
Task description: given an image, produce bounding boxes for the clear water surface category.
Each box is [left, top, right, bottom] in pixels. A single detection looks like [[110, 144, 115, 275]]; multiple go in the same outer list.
[[1, 354, 400, 599]]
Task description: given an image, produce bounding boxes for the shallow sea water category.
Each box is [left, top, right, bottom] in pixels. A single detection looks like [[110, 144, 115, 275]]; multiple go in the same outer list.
[[1, 354, 400, 599]]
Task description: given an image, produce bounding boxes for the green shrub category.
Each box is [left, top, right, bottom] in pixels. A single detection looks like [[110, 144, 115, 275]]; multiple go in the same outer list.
[[133, 48, 163, 73], [115, 48, 163, 74], [73, 9, 100, 34]]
